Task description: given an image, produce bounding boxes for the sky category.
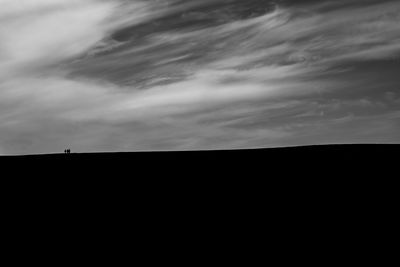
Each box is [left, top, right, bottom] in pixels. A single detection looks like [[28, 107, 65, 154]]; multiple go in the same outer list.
[[0, 0, 399, 154]]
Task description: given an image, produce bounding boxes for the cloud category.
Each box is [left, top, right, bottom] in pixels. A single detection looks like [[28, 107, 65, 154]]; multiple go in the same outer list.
[[1, 0, 400, 154], [0, 1, 110, 65]]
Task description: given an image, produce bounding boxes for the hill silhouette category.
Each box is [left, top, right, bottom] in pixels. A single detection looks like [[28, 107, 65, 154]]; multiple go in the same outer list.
[[2, 144, 398, 177], [1, 144, 397, 230]]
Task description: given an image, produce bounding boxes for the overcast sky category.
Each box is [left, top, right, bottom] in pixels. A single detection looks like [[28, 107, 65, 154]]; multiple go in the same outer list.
[[0, 0, 399, 154]]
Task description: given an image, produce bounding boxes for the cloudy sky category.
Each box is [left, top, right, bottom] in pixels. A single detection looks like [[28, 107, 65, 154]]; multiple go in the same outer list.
[[0, 0, 399, 154]]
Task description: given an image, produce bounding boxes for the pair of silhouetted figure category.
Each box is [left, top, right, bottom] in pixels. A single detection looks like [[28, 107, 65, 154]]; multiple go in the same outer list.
[[64, 149, 71, 154]]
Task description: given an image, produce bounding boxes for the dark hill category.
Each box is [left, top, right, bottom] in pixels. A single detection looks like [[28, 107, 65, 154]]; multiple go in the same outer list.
[[2, 144, 398, 177], [1, 144, 397, 226]]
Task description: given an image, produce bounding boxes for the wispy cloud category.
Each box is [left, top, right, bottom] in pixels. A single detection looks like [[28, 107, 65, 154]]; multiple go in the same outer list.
[[1, 0, 400, 154]]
